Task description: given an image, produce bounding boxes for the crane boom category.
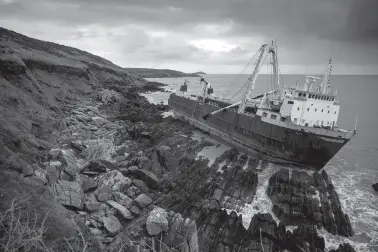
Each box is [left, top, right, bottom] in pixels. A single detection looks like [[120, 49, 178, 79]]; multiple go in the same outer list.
[[238, 44, 268, 113]]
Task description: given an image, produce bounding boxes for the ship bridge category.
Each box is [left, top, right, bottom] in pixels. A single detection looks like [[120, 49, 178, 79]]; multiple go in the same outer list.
[[279, 75, 340, 129]]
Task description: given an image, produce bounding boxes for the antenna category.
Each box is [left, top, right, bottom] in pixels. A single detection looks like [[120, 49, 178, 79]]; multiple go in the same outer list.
[[354, 110, 358, 133]]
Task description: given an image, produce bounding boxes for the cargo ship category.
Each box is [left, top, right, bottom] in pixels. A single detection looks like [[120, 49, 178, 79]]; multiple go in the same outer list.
[[168, 43, 356, 169]]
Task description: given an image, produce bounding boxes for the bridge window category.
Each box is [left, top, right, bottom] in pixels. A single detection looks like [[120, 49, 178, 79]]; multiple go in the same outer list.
[[307, 108, 309, 111], [262, 112, 268, 117], [297, 107, 300, 111], [334, 111, 336, 114], [303, 94, 306, 97], [280, 117, 286, 122], [328, 111, 330, 113], [288, 101, 294, 104], [270, 114, 277, 119], [298, 93, 302, 97], [315, 109, 317, 112], [321, 109, 323, 112]]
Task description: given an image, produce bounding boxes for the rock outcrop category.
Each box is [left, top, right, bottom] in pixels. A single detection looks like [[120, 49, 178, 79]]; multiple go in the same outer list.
[[267, 168, 354, 237]]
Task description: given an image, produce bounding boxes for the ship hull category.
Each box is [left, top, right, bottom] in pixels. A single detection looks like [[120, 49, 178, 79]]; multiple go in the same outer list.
[[168, 94, 352, 170]]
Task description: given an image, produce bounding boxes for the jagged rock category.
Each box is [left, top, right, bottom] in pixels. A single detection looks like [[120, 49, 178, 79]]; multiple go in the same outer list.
[[98, 170, 132, 192], [123, 166, 159, 189], [84, 160, 107, 173], [85, 202, 102, 212], [292, 225, 325, 251], [372, 183, 378, 192], [60, 150, 79, 178], [102, 215, 122, 235], [71, 140, 85, 151], [106, 200, 133, 220], [46, 165, 60, 184], [146, 207, 169, 235], [86, 159, 118, 173], [95, 186, 113, 202], [81, 177, 98, 192], [268, 168, 353, 237], [163, 212, 199, 252], [113, 192, 133, 209], [330, 243, 356, 252], [8, 154, 33, 175], [50, 180, 85, 210], [130, 205, 140, 216], [34, 167, 47, 183], [91, 116, 109, 127], [49, 148, 63, 160], [134, 194, 152, 208]]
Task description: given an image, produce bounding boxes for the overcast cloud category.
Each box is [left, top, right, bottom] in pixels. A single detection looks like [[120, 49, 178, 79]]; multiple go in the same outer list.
[[1, 0, 377, 74]]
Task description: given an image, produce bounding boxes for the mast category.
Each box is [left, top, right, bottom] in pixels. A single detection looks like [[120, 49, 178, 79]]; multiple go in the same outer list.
[[321, 58, 332, 94], [269, 41, 280, 91], [238, 44, 268, 113]]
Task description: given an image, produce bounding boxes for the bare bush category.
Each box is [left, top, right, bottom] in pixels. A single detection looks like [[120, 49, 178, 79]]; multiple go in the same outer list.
[[0, 196, 49, 252], [0, 197, 88, 252]]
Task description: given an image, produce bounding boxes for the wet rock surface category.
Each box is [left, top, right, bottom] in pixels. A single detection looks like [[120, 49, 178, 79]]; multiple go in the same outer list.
[[267, 168, 354, 237]]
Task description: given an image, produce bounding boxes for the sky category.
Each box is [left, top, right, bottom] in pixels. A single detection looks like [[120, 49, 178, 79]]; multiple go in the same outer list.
[[0, 0, 377, 75]]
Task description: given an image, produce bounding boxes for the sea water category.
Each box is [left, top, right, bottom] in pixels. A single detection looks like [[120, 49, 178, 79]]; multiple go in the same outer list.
[[144, 74, 378, 251]]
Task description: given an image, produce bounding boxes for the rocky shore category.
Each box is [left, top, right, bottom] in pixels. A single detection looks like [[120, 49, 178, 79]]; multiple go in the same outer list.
[[0, 27, 357, 252]]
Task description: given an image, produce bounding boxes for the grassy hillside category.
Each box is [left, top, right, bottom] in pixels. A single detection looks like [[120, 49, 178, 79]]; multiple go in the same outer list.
[[0, 27, 148, 249], [123, 67, 200, 78]]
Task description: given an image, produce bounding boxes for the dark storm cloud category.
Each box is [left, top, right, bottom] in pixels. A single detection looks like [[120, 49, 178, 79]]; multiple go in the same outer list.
[[0, 0, 377, 73]]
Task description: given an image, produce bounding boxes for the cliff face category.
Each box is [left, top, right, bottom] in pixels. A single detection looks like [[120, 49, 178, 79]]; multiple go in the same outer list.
[[0, 27, 144, 163]]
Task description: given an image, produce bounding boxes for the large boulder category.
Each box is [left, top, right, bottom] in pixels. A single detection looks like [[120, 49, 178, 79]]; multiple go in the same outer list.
[[60, 150, 80, 178], [50, 180, 85, 210], [106, 200, 133, 220], [146, 207, 169, 236], [98, 170, 132, 192], [123, 166, 159, 189], [102, 215, 122, 235], [134, 193, 152, 208]]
